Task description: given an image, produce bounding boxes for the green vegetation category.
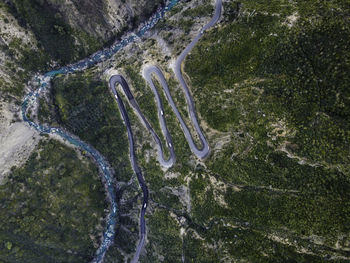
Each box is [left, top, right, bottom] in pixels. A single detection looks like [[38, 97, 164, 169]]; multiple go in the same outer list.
[[183, 0, 350, 260], [6, 0, 102, 66], [47, 55, 193, 259], [0, 139, 106, 262], [50, 70, 143, 260], [123, 65, 170, 159], [186, 0, 350, 166], [183, 225, 347, 263], [33, 0, 350, 261], [0, 37, 47, 97], [38, 97, 53, 124], [265, 13, 350, 168], [7, 38, 48, 73], [182, 4, 213, 18], [1, 0, 106, 97], [141, 209, 183, 263], [51, 70, 131, 182], [121, 63, 191, 192], [177, 19, 195, 34]]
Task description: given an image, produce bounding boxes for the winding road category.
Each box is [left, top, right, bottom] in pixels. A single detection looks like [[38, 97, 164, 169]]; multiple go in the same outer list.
[[22, 1, 181, 262], [109, 0, 222, 261], [21, 0, 221, 262]]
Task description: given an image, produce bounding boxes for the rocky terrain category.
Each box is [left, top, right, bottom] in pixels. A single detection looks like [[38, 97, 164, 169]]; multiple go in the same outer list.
[[0, 99, 39, 183], [0, 0, 165, 185], [0, 0, 349, 262], [0, 0, 165, 98]]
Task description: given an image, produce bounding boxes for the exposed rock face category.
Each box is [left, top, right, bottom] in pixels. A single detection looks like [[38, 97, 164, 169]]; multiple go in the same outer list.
[[7, 0, 165, 43], [47, 0, 165, 41], [0, 0, 165, 97], [0, 5, 40, 98], [0, 100, 40, 184], [46, 0, 112, 40], [0, 0, 166, 178]]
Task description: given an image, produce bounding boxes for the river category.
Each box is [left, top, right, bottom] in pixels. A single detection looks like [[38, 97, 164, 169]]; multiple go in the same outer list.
[[21, 1, 180, 262], [21, 0, 222, 262]]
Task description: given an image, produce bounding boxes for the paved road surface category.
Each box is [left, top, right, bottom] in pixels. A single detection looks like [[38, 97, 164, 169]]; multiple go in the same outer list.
[[108, 0, 222, 261]]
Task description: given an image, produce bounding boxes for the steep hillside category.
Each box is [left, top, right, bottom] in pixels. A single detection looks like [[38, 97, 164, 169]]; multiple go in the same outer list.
[[0, 0, 165, 185], [0, 0, 349, 262], [35, 0, 349, 261], [0, 139, 107, 262], [0, 0, 164, 98]]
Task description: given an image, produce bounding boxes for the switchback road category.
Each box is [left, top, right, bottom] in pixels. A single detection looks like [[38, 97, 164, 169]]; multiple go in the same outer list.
[[108, 0, 222, 261]]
